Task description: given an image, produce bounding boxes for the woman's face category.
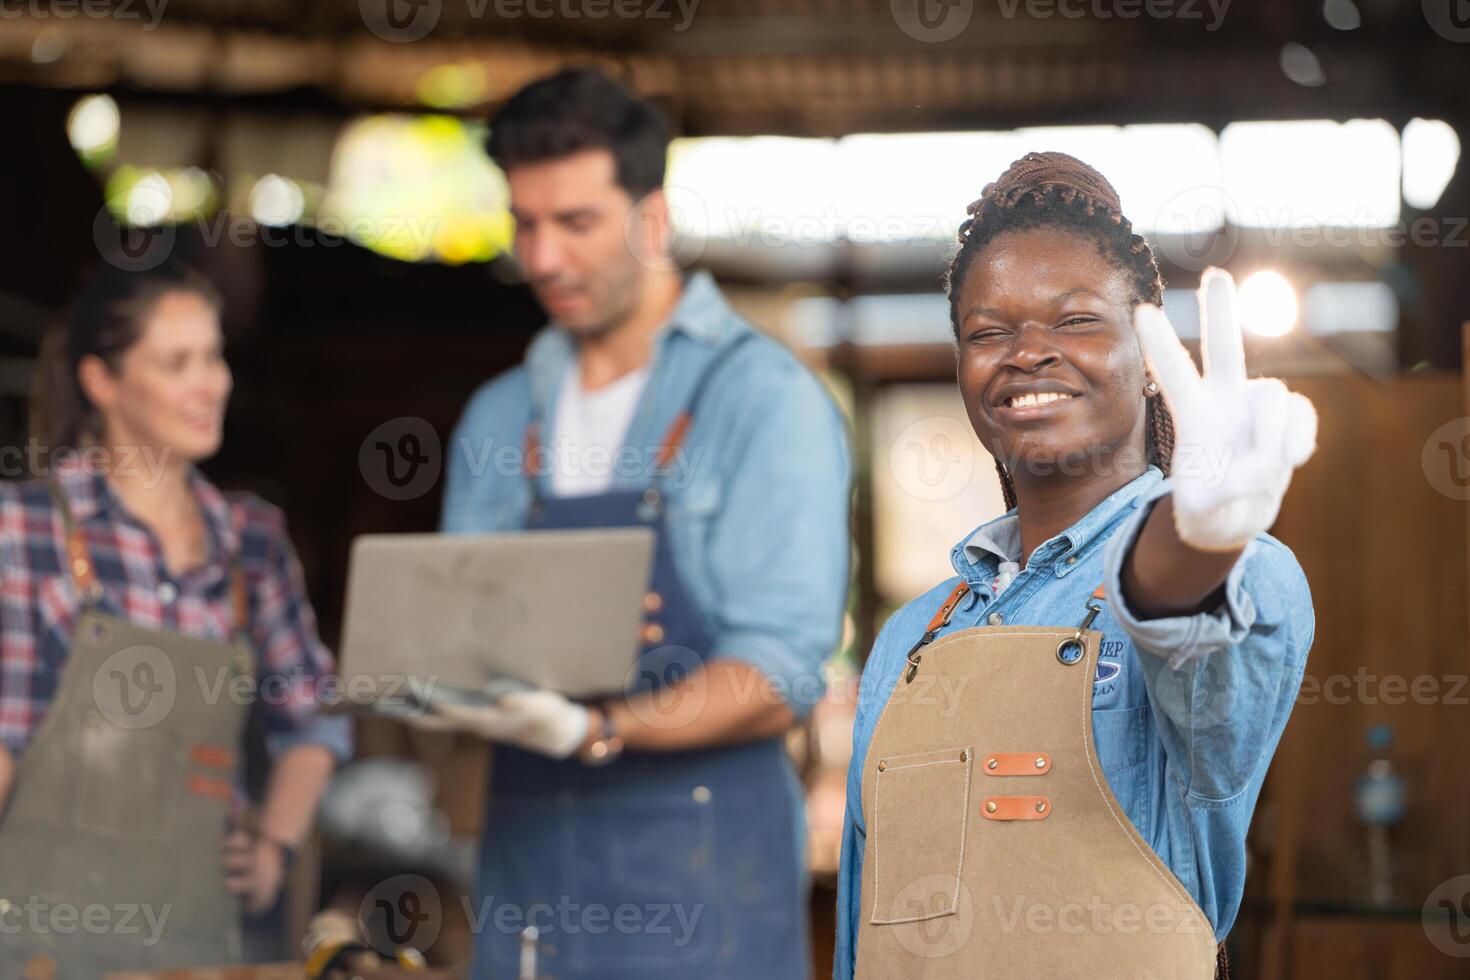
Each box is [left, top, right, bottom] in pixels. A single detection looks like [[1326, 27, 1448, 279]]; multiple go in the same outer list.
[[954, 226, 1149, 483], [85, 290, 232, 464]]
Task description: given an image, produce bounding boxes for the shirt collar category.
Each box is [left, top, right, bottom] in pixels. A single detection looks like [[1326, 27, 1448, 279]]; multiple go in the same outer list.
[[951, 466, 1164, 584], [50, 456, 241, 563], [524, 271, 734, 410]]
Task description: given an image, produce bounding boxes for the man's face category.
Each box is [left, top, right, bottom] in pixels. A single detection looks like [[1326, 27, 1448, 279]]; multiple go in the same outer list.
[[507, 148, 652, 336]]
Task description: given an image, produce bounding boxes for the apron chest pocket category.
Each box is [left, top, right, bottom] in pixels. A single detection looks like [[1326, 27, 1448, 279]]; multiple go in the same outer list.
[[867, 745, 973, 924]]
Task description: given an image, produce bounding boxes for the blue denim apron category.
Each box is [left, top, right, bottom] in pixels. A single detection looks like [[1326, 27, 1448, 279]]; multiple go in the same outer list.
[[472, 333, 809, 980]]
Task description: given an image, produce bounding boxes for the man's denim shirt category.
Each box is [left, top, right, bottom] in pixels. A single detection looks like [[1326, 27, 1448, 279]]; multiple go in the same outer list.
[[834, 468, 1314, 977], [441, 271, 852, 719]]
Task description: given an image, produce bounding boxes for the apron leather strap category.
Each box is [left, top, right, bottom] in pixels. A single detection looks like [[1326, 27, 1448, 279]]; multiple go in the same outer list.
[[522, 330, 758, 484], [49, 480, 251, 632]]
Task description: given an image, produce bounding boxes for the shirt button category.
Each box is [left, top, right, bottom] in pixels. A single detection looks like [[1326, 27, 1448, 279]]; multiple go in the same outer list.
[[157, 582, 177, 604], [1066, 555, 1078, 565], [987, 612, 1004, 625]]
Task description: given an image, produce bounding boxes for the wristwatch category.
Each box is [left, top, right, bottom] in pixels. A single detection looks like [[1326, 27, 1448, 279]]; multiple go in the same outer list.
[[581, 706, 625, 766]]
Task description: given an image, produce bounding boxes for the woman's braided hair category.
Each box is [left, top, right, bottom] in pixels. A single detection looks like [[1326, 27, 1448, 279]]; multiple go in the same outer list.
[[946, 150, 1175, 511]]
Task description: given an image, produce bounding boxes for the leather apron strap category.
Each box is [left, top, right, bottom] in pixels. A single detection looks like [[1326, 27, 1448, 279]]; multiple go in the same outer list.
[[47, 479, 250, 634], [523, 331, 757, 488]]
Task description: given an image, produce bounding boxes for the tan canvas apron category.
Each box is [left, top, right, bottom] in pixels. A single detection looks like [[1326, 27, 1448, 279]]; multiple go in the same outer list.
[[0, 484, 255, 978], [855, 583, 1221, 980]]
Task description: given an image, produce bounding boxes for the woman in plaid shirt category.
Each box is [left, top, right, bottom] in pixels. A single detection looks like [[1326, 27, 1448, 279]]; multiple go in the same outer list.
[[0, 262, 351, 942]]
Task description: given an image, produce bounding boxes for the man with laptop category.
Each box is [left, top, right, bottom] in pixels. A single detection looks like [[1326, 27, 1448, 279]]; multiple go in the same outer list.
[[423, 68, 851, 979]]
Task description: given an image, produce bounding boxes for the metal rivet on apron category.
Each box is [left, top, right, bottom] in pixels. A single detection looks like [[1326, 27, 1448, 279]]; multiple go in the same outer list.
[[1035, 757, 1047, 769], [877, 760, 886, 772], [959, 750, 968, 763], [637, 488, 663, 522], [987, 612, 1004, 626], [1056, 638, 1084, 665], [692, 785, 712, 803], [641, 622, 665, 645], [643, 591, 664, 613], [1035, 801, 1047, 813], [985, 801, 997, 813], [986, 758, 998, 770]]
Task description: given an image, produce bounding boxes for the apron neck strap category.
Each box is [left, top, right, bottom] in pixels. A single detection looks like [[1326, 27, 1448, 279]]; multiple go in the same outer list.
[[49, 479, 251, 632], [523, 330, 757, 488], [49, 479, 102, 604]]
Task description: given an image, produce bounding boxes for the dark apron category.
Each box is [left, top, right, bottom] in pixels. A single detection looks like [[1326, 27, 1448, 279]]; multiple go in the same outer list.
[[0, 484, 254, 978], [473, 333, 809, 980]]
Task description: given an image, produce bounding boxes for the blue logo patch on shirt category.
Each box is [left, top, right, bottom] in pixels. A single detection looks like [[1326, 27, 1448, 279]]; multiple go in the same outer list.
[[1093, 637, 1125, 697]]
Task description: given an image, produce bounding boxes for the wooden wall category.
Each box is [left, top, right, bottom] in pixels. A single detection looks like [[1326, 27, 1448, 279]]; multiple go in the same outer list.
[[1250, 372, 1470, 976]]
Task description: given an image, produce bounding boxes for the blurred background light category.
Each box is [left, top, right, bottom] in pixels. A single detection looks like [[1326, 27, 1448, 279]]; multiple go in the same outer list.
[[1303, 281, 1398, 334], [319, 114, 511, 264], [1321, 0, 1361, 30], [1221, 119, 1399, 229], [1401, 119, 1460, 210], [249, 174, 306, 227], [1239, 270, 1299, 337], [1280, 43, 1327, 87], [66, 94, 119, 159]]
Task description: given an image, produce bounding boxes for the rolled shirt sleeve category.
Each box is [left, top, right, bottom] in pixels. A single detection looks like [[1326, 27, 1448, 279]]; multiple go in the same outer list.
[[702, 360, 852, 718], [1103, 479, 1314, 803]]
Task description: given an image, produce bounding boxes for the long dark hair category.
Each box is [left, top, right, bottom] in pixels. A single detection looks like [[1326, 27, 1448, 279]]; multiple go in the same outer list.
[[945, 150, 1175, 511], [31, 261, 221, 464]]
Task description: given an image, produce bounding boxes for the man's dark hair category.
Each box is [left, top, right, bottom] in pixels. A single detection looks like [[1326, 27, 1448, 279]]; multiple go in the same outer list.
[[486, 67, 670, 200]]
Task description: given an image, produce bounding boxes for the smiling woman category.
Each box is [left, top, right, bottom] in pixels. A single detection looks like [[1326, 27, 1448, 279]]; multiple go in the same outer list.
[[834, 152, 1319, 980]]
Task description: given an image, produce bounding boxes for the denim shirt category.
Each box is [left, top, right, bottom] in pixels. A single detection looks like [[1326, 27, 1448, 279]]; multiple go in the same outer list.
[[441, 272, 852, 717], [833, 468, 1314, 977]]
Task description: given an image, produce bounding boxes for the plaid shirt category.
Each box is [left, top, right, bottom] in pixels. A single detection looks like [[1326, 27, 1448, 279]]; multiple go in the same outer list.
[[0, 461, 352, 762]]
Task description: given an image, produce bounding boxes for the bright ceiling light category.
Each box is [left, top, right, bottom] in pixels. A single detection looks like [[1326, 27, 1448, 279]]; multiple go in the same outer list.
[[1238, 270, 1298, 337]]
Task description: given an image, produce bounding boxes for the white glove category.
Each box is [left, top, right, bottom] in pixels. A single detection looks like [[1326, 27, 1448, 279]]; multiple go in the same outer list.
[[406, 689, 589, 759], [1132, 268, 1318, 552]]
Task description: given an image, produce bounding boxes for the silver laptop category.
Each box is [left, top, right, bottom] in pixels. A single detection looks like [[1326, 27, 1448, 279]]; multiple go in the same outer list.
[[338, 528, 655, 708]]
